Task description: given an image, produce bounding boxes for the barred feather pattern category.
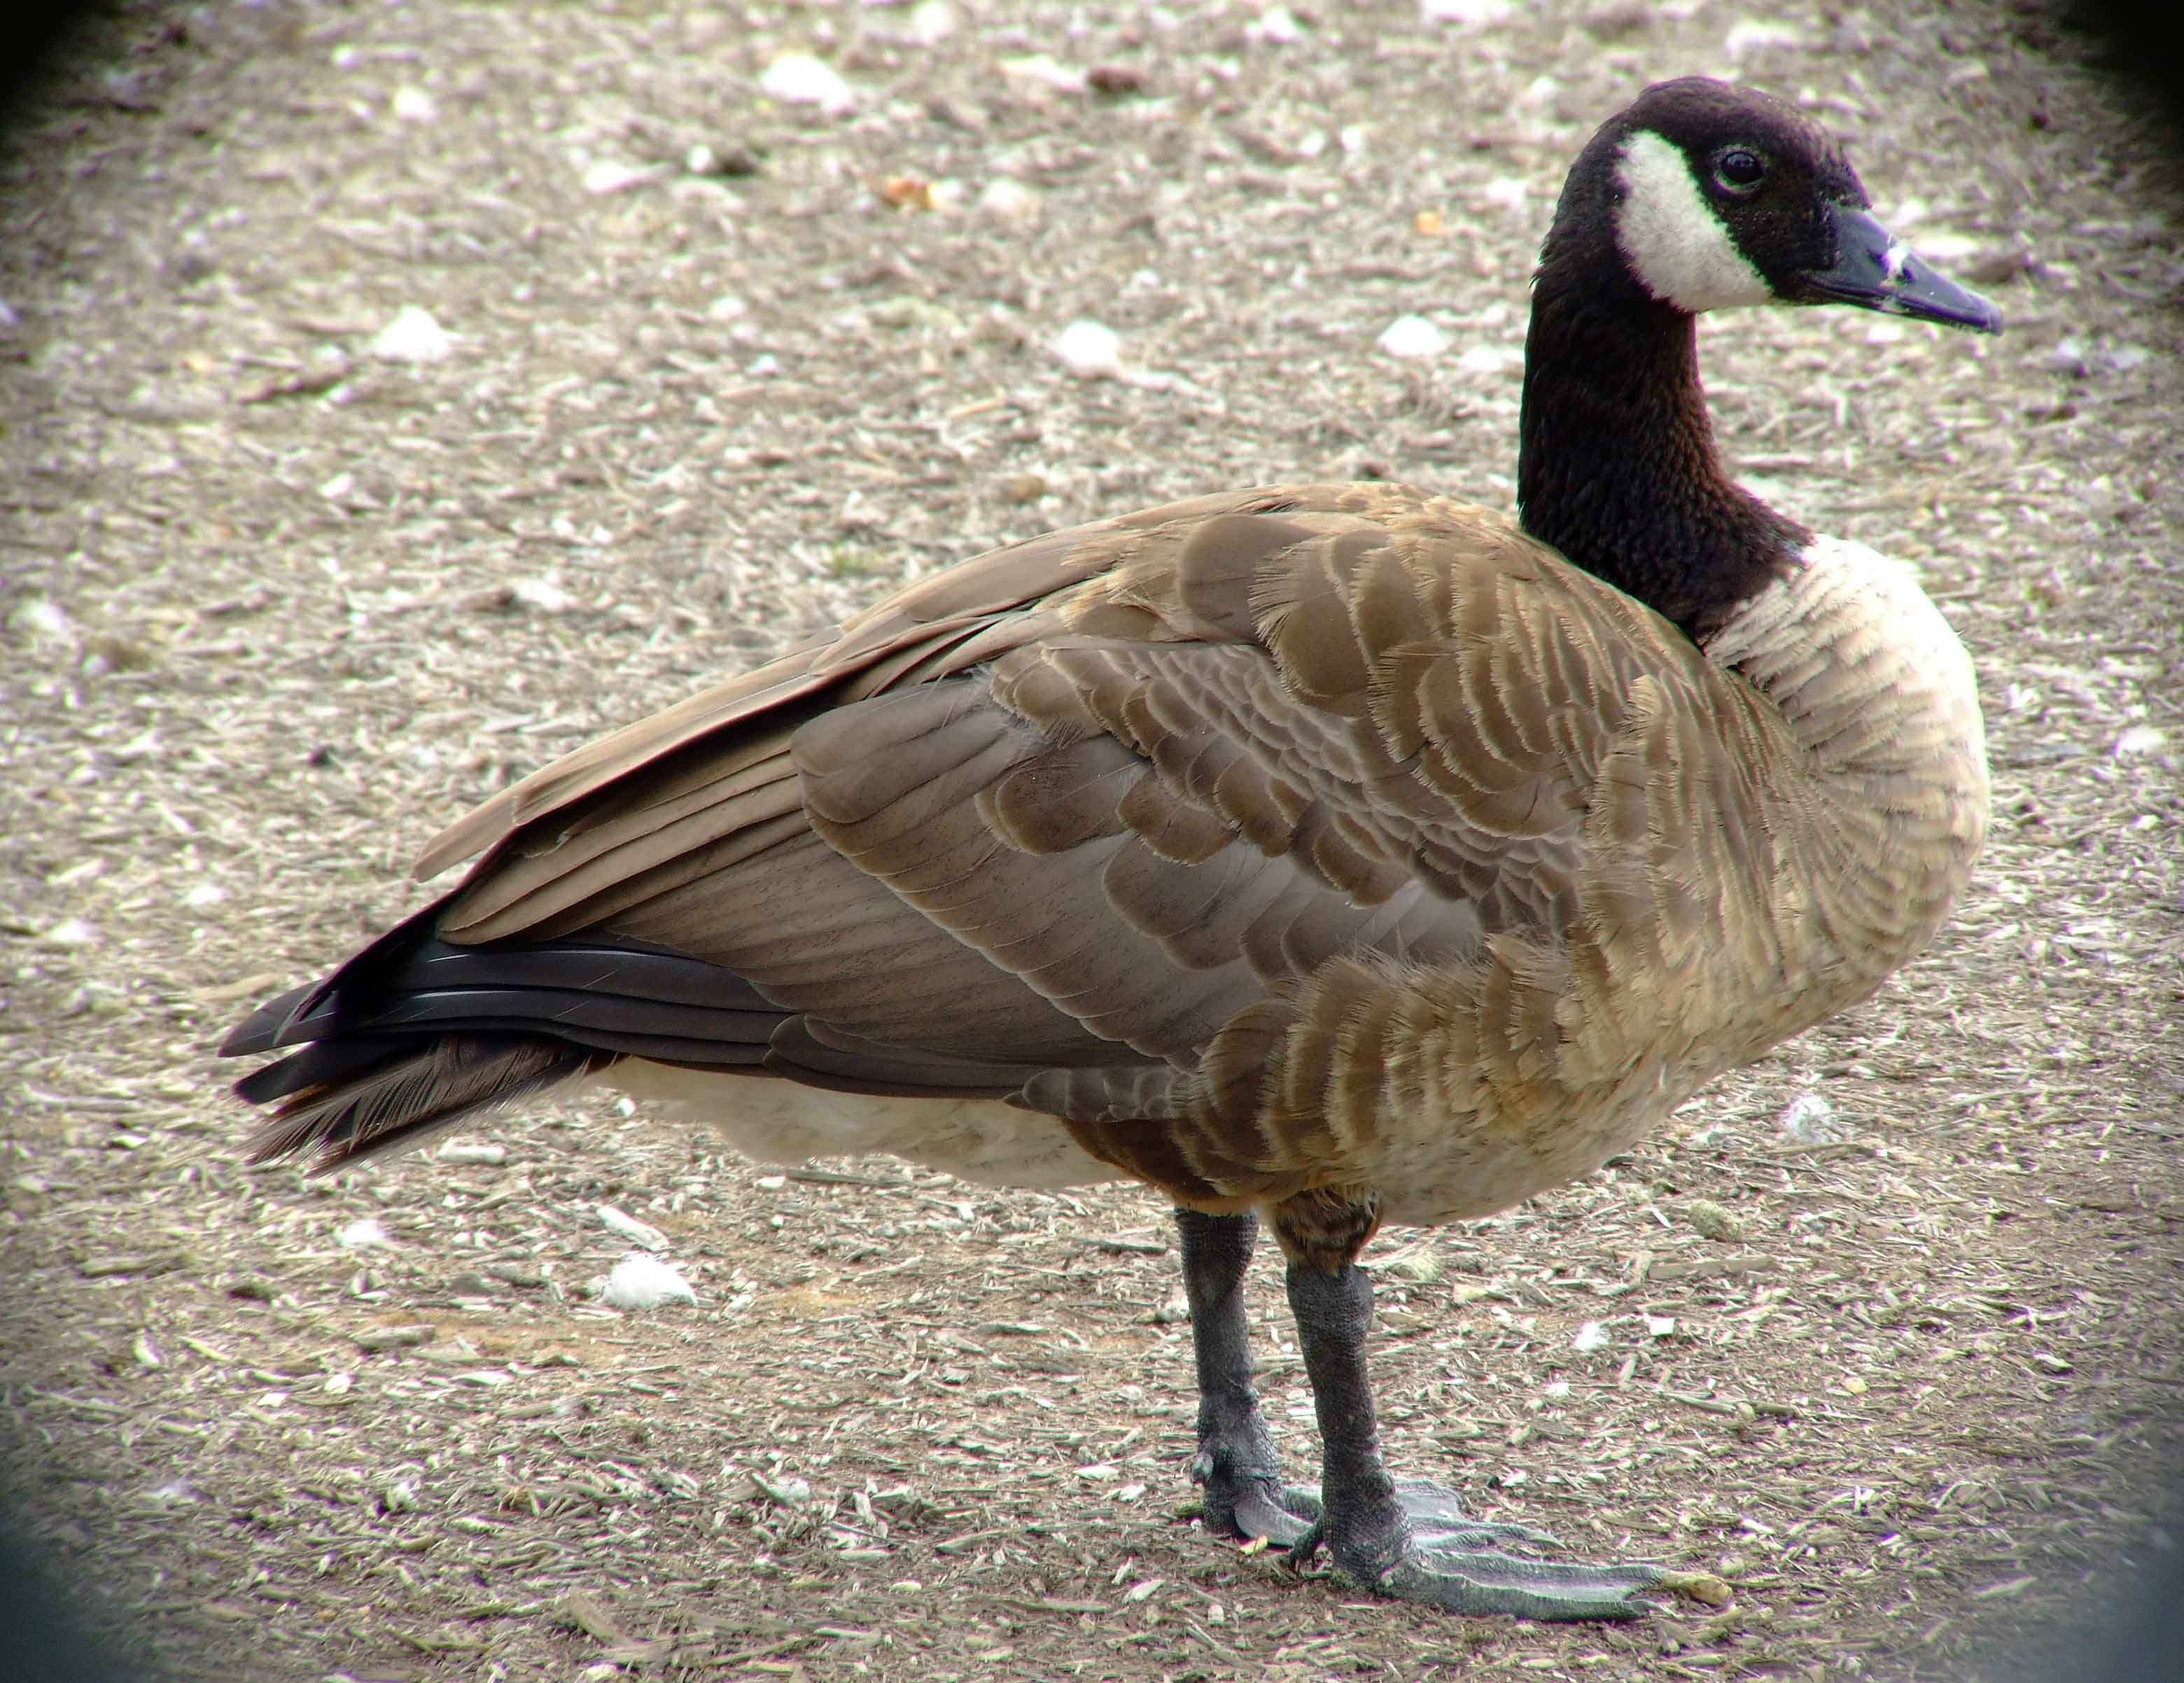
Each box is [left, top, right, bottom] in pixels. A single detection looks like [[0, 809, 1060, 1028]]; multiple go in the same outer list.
[[227, 486, 1986, 1234], [244, 1036, 603, 1173]]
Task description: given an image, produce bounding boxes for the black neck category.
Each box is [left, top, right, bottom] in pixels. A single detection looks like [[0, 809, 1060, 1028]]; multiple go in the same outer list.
[[1516, 241, 1809, 644]]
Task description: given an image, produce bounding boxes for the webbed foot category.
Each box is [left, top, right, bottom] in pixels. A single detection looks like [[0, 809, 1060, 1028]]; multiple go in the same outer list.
[[1294, 1474, 1679, 1620], [1281, 1252, 1730, 1621], [1191, 1442, 1318, 1546]]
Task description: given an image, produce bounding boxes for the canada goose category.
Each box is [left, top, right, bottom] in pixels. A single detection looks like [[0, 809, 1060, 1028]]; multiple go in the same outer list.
[[222, 78, 1998, 1619]]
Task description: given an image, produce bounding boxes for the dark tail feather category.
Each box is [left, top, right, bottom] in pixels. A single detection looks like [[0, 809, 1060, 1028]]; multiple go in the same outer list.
[[222, 980, 322, 1057], [234, 1034, 412, 1106], [244, 1034, 606, 1172], [223, 924, 792, 1173]]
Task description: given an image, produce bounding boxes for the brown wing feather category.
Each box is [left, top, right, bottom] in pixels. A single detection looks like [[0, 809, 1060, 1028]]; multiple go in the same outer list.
[[413, 489, 1304, 882], [967, 494, 1794, 1201], [398, 481, 1797, 1214]]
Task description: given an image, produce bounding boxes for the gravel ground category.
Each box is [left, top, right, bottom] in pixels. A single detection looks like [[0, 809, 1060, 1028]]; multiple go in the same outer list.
[[3, 3, 2180, 1680]]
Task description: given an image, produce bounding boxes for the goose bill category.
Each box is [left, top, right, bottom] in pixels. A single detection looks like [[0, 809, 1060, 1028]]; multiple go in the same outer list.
[[1803, 202, 2003, 334]]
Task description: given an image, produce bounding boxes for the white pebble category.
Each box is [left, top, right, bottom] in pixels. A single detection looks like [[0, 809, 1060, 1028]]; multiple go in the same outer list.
[[435, 1141, 507, 1166], [1000, 55, 1089, 95], [1907, 230, 1978, 263], [581, 159, 662, 196], [1481, 176, 1528, 210], [1051, 318, 1124, 378], [977, 178, 1043, 221], [1646, 1315, 1677, 1339], [601, 1252, 697, 1310], [1249, 5, 1306, 43], [2046, 336, 2087, 375], [390, 84, 438, 123], [512, 578, 578, 613], [751, 1472, 811, 1507], [906, 1, 956, 45], [337, 1216, 395, 1249], [368, 305, 451, 364], [1421, 0, 1511, 24], [2077, 475, 2124, 519], [761, 52, 855, 115], [1725, 19, 1806, 57], [38, 918, 99, 949], [1778, 1091, 1843, 1145], [2114, 725, 2170, 758], [596, 1202, 670, 1252], [1571, 1320, 1611, 1353], [1378, 314, 1447, 359], [1457, 343, 1516, 377], [707, 294, 749, 321], [11, 599, 74, 643], [183, 882, 226, 909]]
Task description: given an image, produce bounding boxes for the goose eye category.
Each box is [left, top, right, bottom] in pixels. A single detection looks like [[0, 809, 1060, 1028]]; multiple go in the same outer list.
[[1714, 149, 1767, 191]]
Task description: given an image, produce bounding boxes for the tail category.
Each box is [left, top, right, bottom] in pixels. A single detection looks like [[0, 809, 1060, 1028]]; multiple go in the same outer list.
[[221, 916, 785, 1173], [230, 1031, 606, 1171]]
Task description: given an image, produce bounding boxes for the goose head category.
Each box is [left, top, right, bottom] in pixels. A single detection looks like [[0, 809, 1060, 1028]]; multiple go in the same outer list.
[[1517, 78, 2000, 642], [1577, 76, 2003, 333]]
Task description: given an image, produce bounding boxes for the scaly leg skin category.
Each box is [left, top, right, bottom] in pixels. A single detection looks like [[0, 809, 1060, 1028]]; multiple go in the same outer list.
[[1177, 1207, 1572, 1563], [1284, 1255, 1728, 1621], [1174, 1208, 1317, 1546]]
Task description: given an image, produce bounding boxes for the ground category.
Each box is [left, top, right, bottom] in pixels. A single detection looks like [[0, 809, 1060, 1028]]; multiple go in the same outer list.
[[2, 2, 2180, 1680]]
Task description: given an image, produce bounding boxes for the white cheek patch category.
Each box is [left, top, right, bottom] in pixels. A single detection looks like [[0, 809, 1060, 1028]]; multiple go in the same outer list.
[[1614, 130, 1774, 313]]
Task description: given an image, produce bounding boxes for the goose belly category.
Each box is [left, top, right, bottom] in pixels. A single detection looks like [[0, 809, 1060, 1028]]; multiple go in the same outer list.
[[597, 1060, 1126, 1189], [1368, 1052, 1710, 1230]]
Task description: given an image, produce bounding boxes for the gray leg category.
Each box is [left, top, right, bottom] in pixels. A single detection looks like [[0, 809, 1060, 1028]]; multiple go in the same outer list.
[[1175, 1208, 1315, 1545], [1285, 1258, 1709, 1621]]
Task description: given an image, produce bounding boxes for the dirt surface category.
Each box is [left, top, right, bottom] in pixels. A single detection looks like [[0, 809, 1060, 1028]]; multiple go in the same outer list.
[[3, 3, 2180, 1679]]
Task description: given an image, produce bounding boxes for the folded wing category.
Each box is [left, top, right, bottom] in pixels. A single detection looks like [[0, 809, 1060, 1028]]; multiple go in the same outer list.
[[236, 483, 1786, 1196]]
